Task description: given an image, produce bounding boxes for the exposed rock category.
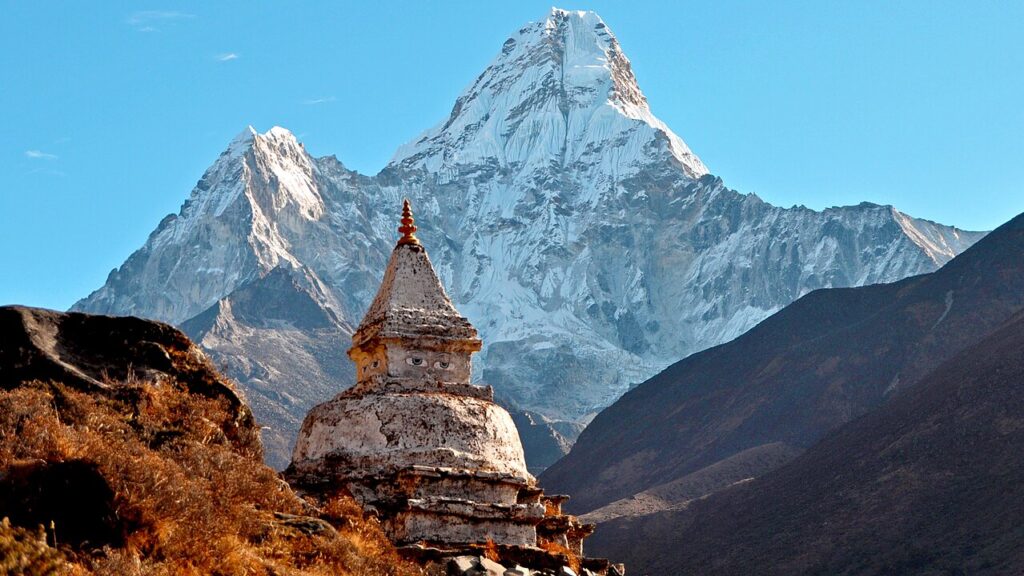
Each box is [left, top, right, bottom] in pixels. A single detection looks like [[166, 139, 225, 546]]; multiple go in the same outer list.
[[442, 554, 617, 576], [479, 557, 507, 575], [270, 512, 338, 537], [0, 305, 420, 575], [448, 556, 479, 574], [0, 305, 259, 455]]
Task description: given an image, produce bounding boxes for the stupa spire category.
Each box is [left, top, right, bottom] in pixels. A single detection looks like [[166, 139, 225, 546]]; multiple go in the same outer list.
[[397, 198, 420, 246], [349, 200, 480, 355]]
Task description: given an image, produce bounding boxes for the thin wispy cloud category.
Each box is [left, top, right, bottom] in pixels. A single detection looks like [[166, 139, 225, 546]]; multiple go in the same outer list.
[[216, 53, 239, 62], [303, 96, 337, 105], [25, 150, 58, 160], [26, 167, 66, 178], [127, 10, 194, 31]]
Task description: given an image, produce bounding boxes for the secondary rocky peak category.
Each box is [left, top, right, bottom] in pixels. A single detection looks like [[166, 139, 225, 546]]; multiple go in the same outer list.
[[72, 125, 326, 326], [388, 7, 707, 179]]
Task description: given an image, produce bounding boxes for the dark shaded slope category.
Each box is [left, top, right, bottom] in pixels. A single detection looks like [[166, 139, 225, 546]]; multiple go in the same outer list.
[[511, 409, 582, 475], [543, 212, 1024, 513], [593, 309, 1024, 575], [581, 442, 802, 524]]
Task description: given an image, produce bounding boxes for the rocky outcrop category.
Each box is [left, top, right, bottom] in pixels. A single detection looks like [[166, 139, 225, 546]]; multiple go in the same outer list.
[[440, 552, 624, 576], [0, 305, 259, 453], [0, 306, 419, 575]]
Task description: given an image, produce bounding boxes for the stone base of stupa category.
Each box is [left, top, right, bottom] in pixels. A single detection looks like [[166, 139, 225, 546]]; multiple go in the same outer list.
[[288, 461, 613, 573], [283, 378, 616, 571], [288, 462, 545, 547]]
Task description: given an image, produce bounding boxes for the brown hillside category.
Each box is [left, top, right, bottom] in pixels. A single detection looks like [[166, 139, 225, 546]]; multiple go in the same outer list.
[[0, 306, 419, 576]]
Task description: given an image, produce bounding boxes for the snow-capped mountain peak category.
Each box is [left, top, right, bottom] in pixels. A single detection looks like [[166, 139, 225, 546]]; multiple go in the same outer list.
[[247, 126, 324, 221], [198, 125, 321, 222], [388, 7, 707, 180], [74, 8, 987, 470], [226, 125, 258, 157], [75, 125, 327, 325]]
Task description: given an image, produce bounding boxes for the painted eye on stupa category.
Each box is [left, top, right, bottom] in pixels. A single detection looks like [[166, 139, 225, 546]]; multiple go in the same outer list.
[[407, 357, 425, 366], [434, 360, 451, 370]]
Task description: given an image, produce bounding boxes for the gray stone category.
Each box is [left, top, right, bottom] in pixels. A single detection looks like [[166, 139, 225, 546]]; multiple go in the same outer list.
[[271, 512, 337, 537], [478, 556, 507, 575], [448, 555, 479, 575]]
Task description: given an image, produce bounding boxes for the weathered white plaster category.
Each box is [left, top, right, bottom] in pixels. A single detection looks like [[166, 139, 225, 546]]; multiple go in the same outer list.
[[292, 391, 529, 478]]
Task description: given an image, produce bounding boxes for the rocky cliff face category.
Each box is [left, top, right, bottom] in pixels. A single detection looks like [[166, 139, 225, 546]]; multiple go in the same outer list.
[[74, 8, 984, 469]]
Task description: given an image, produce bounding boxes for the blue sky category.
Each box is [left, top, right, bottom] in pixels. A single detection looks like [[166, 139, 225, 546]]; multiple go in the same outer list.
[[2, 1, 1022, 310]]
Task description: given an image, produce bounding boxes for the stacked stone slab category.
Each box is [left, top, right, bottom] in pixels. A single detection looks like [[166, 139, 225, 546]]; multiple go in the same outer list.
[[286, 200, 616, 574]]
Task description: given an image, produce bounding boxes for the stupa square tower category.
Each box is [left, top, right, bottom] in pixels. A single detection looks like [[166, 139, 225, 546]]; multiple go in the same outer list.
[[287, 201, 606, 571]]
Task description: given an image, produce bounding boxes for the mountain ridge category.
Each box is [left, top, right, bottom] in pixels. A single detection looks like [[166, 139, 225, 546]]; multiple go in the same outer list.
[[542, 210, 1024, 514], [73, 8, 986, 469]]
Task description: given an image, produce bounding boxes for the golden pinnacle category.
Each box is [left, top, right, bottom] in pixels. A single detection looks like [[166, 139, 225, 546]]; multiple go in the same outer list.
[[397, 198, 420, 246]]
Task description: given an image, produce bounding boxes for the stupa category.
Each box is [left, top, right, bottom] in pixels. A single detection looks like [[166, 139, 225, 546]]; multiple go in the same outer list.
[[286, 200, 614, 574]]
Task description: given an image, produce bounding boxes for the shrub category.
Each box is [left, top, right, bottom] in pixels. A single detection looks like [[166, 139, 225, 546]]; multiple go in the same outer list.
[[0, 517, 65, 576], [0, 380, 420, 576]]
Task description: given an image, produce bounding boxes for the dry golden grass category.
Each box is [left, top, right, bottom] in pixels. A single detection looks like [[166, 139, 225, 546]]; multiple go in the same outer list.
[[0, 380, 421, 576], [0, 517, 65, 576], [543, 499, 560, 517], [482, 538, 499, 562], [539, 540, 581, 574]]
